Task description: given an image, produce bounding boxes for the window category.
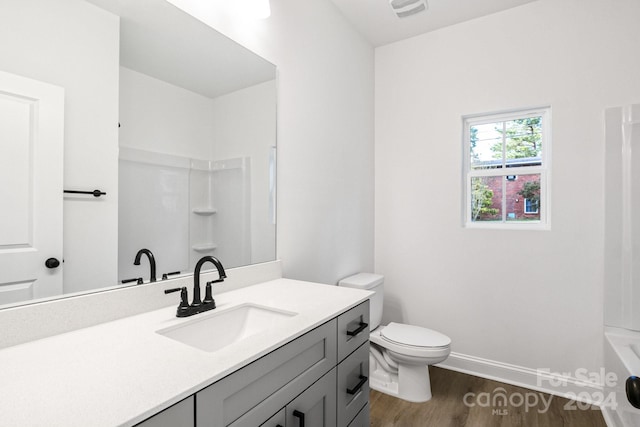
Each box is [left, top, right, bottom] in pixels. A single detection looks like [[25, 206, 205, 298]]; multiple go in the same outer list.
[[524, 198, 539, 214], [463, 107, 550, 229]]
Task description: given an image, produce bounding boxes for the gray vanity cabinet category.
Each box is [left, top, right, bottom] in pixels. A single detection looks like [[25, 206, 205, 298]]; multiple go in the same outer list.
[[136, 301, 370, 427], [336, 301, 370, 427], [199, 300, 369, 427], [134, 396, 195, 427]]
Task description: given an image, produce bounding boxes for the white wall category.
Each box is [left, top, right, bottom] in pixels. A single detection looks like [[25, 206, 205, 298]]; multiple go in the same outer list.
[[375, 0, 640, 390], [0, 0, 120, 294], [119, 66, 215, 159], [167, 0, 376, 285]]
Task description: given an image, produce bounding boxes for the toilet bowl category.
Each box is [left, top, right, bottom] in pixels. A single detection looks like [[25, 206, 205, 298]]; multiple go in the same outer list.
[[338, 273, 451, 403], [369, 322, 450, 402]]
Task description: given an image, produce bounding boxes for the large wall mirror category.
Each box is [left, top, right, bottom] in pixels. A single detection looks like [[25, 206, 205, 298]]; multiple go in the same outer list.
[[0, 0, 277, 309]]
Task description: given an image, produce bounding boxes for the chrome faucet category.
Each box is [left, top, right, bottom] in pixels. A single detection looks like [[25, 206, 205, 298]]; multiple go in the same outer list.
[[134, 248, 156, 283], [164, 256, 226, 317]]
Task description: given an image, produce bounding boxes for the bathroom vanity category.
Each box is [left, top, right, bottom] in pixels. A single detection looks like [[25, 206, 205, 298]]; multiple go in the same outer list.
[[143, 299, 369, 427], [0, 278, 371, 427]]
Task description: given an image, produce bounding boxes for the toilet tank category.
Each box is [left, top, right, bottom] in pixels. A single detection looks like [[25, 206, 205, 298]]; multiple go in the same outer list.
[[338, 273, 384, 330]]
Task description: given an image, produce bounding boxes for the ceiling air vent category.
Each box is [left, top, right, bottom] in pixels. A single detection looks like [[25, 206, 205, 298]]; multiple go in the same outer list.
[[389, 0, 428, 18]]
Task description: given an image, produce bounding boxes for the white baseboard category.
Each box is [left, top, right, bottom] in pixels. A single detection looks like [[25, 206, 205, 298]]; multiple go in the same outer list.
[[437, 352, 604, 406]]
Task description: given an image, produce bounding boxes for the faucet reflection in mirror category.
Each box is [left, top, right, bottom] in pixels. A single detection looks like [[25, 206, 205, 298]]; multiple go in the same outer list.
[[165, 256, 226, 317], [133, 248, 157, 283]]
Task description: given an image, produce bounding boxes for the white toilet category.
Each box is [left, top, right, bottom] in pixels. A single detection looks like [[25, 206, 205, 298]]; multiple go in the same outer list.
[[338, 273, 451, 403]]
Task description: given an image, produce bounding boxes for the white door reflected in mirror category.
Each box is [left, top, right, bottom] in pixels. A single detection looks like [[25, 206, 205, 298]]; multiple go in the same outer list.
[[0, 70, 64, 307]]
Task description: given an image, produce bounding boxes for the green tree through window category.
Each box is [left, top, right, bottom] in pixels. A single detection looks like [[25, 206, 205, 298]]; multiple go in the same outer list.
[[471, 179, 499, 221], [490, 117, 542, 159]]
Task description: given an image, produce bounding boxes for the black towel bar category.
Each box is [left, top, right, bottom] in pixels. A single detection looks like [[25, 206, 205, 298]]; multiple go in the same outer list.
[[63, 189, 106, 197]]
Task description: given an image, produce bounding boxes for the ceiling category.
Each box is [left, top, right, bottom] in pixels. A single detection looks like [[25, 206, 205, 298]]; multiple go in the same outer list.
[[329, 0, 540, 47], [87, 0, 275, 98]]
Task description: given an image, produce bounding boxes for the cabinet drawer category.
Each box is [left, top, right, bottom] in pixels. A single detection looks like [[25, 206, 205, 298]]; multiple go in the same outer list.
[[134, 396, 194, 427], [347, 403, 370, 427], [337, 301, 370, 362], [337, 342, 369, 427], [197, 319, 337, 427]]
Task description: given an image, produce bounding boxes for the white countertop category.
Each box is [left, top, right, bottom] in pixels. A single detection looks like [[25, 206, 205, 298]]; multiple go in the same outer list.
[[0, 279, 371, 427]]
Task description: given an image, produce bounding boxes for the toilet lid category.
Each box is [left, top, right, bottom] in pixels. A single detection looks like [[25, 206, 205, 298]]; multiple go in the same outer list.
[[381, 322, 451, 348]]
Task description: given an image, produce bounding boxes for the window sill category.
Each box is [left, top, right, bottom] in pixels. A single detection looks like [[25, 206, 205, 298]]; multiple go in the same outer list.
[[464, 221, 550, 231]]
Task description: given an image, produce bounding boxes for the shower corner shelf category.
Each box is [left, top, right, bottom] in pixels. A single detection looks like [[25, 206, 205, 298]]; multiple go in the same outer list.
[[192, 244, 217, 252], [192, 207, 217, 215]]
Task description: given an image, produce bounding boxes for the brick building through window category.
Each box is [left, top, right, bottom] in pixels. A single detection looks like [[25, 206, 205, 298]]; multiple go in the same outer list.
[[473, 157, 541, 221]]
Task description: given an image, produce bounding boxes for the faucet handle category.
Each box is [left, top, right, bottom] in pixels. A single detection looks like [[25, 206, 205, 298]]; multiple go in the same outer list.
[[203, 282, 216, 307], [162, 271, 181, 280], [122, 277, 143, 285], [165, 287, 191, 317]]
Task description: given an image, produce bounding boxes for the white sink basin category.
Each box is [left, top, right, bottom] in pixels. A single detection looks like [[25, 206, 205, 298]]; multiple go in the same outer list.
[[157, 303, 297, 352]]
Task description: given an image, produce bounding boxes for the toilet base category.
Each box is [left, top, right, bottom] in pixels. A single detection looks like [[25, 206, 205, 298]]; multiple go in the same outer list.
[[369, 354, 433, 403]]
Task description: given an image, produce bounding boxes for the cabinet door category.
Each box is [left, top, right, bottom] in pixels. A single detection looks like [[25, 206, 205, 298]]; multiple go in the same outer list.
[[260, 408, 285, 427], [347, 404, 369, 427], [286, 368, 337, 427], [134, 396, 194, 427], [337, 342, 369, 427]]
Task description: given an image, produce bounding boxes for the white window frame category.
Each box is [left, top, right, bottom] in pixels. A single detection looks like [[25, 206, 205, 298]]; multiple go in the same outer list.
[[462, 107, 551, 230]]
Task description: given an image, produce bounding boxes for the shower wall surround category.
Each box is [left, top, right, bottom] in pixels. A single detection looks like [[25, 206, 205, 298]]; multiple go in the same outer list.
[[605, 104, 640, 330], [119, 148, 252, 281]]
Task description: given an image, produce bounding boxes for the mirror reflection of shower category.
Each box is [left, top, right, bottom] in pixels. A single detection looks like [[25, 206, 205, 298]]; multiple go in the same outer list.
[[118, 149, 251, 282], [190, 157, 251, 270], [117, 65, 276, 284]]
